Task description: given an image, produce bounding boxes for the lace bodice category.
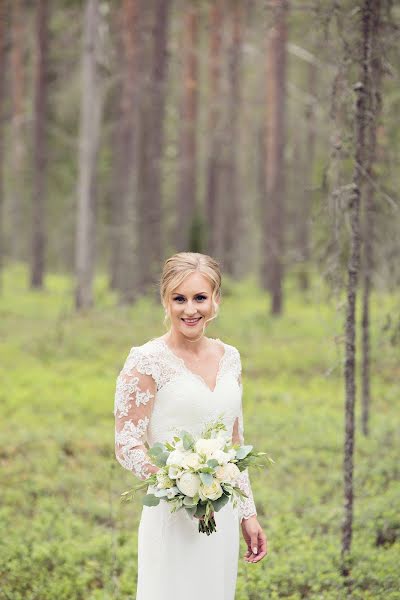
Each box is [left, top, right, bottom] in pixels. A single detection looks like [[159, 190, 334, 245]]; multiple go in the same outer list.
[[114, 337, 257, 522]]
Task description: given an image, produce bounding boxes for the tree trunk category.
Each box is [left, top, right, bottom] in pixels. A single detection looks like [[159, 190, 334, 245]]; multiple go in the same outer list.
[[9, 0, 25, 261], [262, 0, 288, 315], [297, 57, 316, 291], [205, 0, 223, 259], [222, 0, 243, 277], [135, 4, 154, 292], [108, 4, 125, 292], [361, 0, 382, 437], [176, 7, 198, 252], [110, 0, 139, 303], [0, 0, 7, 291], [139, 0, 171, 292], [30, 0, 49, 289], [341, 0, 373, 573], [75, 0, 103, 309]]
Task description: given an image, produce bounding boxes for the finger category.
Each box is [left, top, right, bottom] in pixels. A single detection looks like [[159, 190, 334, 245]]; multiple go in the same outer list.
[[250, 534, 259, 557], [252, 533, 268, 562], [252, 547, 267, 562], [244, 544, 255, 562], [258, 533, 267, 555], [245, 552, 257, 563], [245, 532, 264, 563]]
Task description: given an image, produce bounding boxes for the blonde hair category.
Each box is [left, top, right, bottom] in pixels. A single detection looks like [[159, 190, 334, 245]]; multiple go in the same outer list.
[[160, 252, 222, 339]]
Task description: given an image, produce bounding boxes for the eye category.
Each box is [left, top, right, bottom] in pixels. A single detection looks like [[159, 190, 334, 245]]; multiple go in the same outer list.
[[173, 296, 185, 303], [196, 295, 207, 301]]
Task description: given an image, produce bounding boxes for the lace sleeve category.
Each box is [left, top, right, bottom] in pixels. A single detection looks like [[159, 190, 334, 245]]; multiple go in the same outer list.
[[114, 347, 158, 480], [232, 370, 258, 523]]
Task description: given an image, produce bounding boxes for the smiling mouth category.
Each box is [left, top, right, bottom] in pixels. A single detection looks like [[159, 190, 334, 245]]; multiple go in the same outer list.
[[181, 317, 202, 325]]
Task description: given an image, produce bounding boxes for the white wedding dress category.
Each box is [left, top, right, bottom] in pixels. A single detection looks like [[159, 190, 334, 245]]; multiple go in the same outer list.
[[114, 336, 257, 600]]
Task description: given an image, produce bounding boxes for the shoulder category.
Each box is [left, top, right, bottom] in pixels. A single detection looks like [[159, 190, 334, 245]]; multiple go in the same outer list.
[[217, 339, 242, 378], [218, 338, 241, 361], [119, 338, 165, 379]]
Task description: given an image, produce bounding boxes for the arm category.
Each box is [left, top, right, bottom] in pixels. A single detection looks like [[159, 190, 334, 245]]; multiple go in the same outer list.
[[233, 355, 268, 563], [232, 373, 257, 523], [114, 348, 158, 480]]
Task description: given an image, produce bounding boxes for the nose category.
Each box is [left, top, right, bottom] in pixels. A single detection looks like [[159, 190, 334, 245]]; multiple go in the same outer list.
[[183, 301, 198, 316]]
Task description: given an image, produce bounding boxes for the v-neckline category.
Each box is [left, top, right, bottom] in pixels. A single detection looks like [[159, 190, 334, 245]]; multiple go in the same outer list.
[[157, 337, 227, 393]]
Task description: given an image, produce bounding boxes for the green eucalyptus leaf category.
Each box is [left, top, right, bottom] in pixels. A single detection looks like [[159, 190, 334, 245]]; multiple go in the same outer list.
[[148, 443, 165, 456], [183, 496, 197, 507], [153, 451, 169, 466], [212, 493, 230, 512], [235, 445, 253, 460], [200, 472, 213, 486], [185, 506, 197, 518], [194, 502, 206, 518], [142, 494, 161, 507], [182, 432, 195, 450]]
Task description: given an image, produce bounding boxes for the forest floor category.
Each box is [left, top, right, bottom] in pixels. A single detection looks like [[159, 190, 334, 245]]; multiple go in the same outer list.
[[0, 264, 399, 600]]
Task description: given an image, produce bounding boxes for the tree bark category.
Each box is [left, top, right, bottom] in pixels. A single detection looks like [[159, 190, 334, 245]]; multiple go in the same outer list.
[[262, 0, 288, 315], [135, 4, 154, 292], [75, 0, 103, 309], [222, 0, 243, 277], [176, 6, 198, 252], [138, 0, 171, 292], [109, 0, 139, 303], [0, 0, 7, 291], [297, 57, 316, 291], [361, 0, 382, 437], [108, 4, 125, 292], [341, 0, 373, 573], [31, 0, 49, 289], [205, 0, 223, 259], [9, 0, 25, 261]]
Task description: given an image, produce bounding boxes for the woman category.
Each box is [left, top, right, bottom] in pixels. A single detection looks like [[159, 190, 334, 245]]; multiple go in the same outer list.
[[114, 252, 268, 599]]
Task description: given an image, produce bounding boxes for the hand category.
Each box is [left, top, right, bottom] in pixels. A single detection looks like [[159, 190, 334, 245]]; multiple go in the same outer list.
[[241, 515, 268, 563], [145, 464, 160, 477]]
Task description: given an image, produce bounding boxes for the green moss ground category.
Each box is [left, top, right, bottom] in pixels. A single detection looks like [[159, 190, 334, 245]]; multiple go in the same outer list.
[[0, 264, 398, 599]]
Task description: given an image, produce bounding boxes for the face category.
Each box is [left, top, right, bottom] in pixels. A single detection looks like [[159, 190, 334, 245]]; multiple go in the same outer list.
[[167, 272, 220, 337]]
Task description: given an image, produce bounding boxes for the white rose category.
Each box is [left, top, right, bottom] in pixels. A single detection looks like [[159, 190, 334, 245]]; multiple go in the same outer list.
[[182, 452, 202, 469], [213, 435, 227, 450], [176, 472, 201, 497], [211, 449, 231, 465], [195, 438, 223, 457], [215, 462, 241, 484], [198, 479, 223, 501], [168, 465, 183, 479], [166, 450, 188, 467]]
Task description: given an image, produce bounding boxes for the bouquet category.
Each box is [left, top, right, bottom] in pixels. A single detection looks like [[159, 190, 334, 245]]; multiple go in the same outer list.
[[121, 415, 274, 535]]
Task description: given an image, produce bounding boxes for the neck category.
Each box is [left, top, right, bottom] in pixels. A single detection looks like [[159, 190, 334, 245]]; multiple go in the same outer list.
[[165, 327, 208, 354]]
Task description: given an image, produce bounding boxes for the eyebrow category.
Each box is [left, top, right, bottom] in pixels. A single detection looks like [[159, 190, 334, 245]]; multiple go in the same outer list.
[[172, 291, 209, 296]]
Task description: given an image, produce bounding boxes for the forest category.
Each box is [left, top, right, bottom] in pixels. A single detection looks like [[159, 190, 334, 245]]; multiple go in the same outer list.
[[0, 1, 399, 599]]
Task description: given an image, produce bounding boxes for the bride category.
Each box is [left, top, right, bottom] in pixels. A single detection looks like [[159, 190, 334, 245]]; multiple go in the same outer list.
[[114, 252, 268, 599]]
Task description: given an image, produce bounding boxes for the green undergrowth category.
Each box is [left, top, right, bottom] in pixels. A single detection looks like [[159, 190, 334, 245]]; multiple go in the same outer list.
[[0, 263, 398, 599]]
